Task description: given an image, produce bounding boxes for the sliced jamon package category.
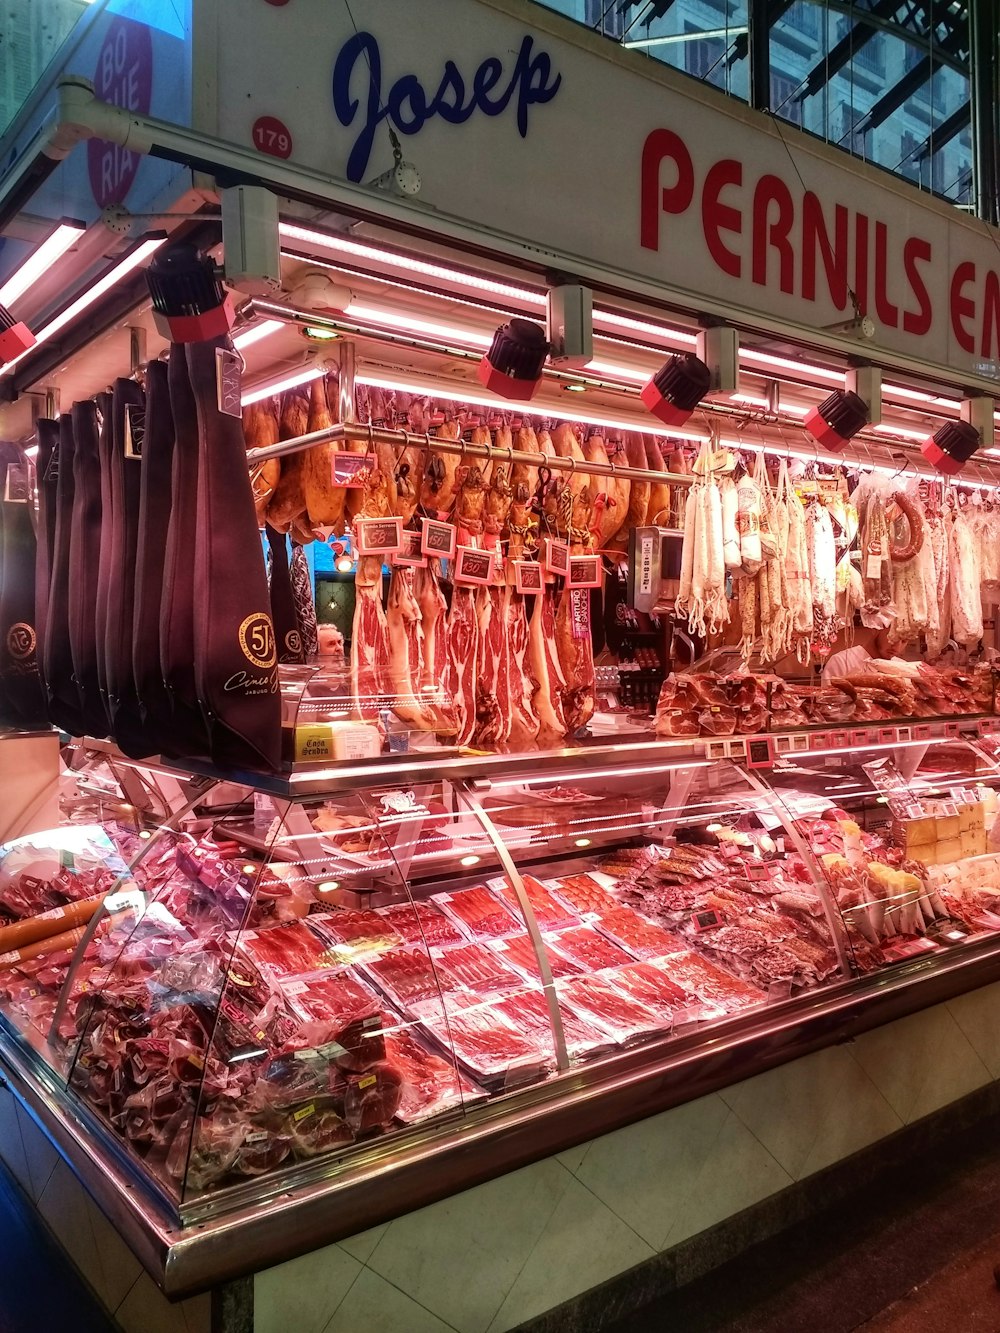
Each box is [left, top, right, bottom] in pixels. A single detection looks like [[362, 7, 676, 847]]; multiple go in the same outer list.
[[188, 337, 282, 772], [592, 907, 688, 960], [310, 909, 403, 962], [547, 925, 633, 973], [432, 885, 519, 940], [160, 346, 211, 758], [363, 944, 444, 1009], [376, 900, 467, 949], [549, 872, 620, 918], [489, 874, 579, 933], [412, 995, 550, 1085], [558, 974, 669, 1045], [384, 1025, 485, 1124], [654, 951, 766, 1014], [430, 941, 524, 994], [489, 933, 581, 983], [104, 378, 148, 756], [492, 988, 613, 1062], [0, 452, 46, 726], [42, 413, 87, 735], [67, 400, 111, 736], [132, 360, 177, 750]]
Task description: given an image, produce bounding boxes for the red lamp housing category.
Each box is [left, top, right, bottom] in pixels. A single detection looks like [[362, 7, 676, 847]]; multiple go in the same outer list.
[[804, 389, 869, 452], [640, 353, 711, 427], [921, 419, 980, 475], [477, 318, 549, 401], [146, 244, 236, 343], [0, 304, 35, 363]]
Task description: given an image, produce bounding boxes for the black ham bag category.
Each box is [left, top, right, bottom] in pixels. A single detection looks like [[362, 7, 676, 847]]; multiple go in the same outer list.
[[0, 450, 45, 726], [266, 525, 305, 665], [33, 419, 59, 671], [68, 398, 111, 737], [188, 338, 281, 771], [43, 414, 88, 736], [160, 345, 212, 759], [93, 393, 115, 723], [104, 377, 148, 756], [132, 360, 177, 752]]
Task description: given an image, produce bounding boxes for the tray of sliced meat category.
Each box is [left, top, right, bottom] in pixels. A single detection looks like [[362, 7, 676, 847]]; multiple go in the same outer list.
[[558, 974, 669, 1044], [310, 910, 403, 962], [411, 996, 550, 1086], [384, 1025, 487, 1124], [489, 933, 581, 982], [432, 885, 519, 940], [591, 907, 689, 959], [376, 900, 467, 948], [363, 945, 446, 1010], [431, 941, 524, 994], [548, 872, 621, 917], [491, 988, 613, 1062], [654, 951, 766, 1013], [488, 874, 579, 932], [547, 925, 634, 972]]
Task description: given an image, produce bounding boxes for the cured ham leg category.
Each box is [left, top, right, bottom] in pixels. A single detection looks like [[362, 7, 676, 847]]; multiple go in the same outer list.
[[556, 587, 595, 735], [446, 586, 479, 745], [528, 585, 568, 740], [472, 586, 507, 747], [493, 588, 538, 747], [414, 563, 457, 735], [350, 559, 390, 721], [386, 567, 436, 728]]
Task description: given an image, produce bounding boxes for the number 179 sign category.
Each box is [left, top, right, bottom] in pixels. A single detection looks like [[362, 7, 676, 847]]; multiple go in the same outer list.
[[252, 116, 293, 160]]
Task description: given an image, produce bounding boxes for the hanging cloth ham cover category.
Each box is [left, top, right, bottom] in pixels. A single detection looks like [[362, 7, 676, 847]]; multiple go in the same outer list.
[[103, 377, 148, 756], [0, 447, 45, 726], [266, 524, 305, 665], [160, 346, 212, 758], [68, 397, 112, 738], [132, 360, 177, 752], [33, 420, 59, 673], [188, 338, 281, 771], [93, 394, 115, 723], [42, 416, 87, 735]]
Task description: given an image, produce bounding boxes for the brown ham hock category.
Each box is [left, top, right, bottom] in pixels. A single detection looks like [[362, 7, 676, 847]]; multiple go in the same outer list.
[[42, 414, 87, 736], [68, 398, 112, 738]]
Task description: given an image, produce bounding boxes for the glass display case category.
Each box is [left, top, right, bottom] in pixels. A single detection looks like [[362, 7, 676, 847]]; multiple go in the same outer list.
[[2, 731, 1000, 1267]]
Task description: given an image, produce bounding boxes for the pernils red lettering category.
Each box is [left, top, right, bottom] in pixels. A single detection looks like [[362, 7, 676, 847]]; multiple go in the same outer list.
[[640, 128, 694, 252], [902, 237, 933, 336], [951, 262, 977, 353]]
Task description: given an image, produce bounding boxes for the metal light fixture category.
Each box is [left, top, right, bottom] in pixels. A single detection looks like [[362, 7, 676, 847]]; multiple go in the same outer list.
[[640, 352, 711, 426], [804, 389, 870, 452], [146, 243, 236, 343], [477, 318, 549, 401], [921, 419, 980, 475], [0, 304, 35, 362]]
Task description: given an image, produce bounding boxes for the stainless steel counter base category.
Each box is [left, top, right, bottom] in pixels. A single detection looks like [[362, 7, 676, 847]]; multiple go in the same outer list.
[[3, 933, 1000, 1299]]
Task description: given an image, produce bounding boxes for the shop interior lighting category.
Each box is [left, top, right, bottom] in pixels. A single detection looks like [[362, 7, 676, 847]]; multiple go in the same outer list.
[[921, 419, 981, 475], [740, 348, 842, 383], [346, 302, 491, 349], [0, 304, 35, 362], [233, 318, 284, 351], [146, 243, 236, 343], [477, 318, 549, 400], [641, 352, 712, 426], [0, 222, 84, 308], [884, 383, 960, 410], [240, 364, 324, 406], [0, 236, 165, 374], [804, 389, 870, 452]]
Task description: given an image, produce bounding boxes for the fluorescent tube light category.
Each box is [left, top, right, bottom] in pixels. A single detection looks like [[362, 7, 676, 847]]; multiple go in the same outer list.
[[0, 222, 84, 308]]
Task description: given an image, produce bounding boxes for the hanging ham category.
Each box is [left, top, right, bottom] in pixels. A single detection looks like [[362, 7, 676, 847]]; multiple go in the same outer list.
[[0, 451, 45, 726], [42, 414, 87, 737], [68, 398, 111, 737]]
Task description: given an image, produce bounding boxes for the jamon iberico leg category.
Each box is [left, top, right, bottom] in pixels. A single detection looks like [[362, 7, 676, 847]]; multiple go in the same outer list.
[[42, 414, 87, 736], [68, 399, 111, 737]]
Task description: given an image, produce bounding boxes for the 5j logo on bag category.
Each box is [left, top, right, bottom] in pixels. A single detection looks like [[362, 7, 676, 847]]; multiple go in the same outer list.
[[332, 31, 561, 183]]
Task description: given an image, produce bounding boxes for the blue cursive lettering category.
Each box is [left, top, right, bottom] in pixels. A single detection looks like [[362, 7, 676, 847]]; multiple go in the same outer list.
[[332, 32, 562, 183]]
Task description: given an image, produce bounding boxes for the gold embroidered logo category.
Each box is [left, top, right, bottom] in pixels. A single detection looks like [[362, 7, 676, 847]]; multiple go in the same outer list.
[[7, 624, 35, 660], [238, 613, 276, 669]]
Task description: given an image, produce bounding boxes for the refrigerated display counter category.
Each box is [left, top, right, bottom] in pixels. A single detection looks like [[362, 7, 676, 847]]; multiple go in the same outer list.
[[1, 728, 1000, 1309]]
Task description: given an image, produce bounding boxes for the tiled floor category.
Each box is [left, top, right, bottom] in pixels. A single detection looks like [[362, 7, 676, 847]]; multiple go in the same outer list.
[[0, 1161, 116, 1333], [603, 1109, 1000, 1333]]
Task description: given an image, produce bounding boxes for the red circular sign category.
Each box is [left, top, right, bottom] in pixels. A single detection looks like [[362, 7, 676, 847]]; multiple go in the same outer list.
[[252, 116, 293, 160], [87, 17, 153, 208]]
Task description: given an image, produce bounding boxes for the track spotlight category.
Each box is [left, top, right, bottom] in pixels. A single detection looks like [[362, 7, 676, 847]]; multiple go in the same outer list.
[[146, 244, 236, 343], [477, 318, 549, 400], [804, 389, 870, 452], [0, 304, 35, 363], [921, 420, 980, 475], [640, 353, 711, 426]]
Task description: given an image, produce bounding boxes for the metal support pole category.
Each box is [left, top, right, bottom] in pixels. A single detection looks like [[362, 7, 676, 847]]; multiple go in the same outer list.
[[969, 0, 999, 224], [748, 0, 771, 112]]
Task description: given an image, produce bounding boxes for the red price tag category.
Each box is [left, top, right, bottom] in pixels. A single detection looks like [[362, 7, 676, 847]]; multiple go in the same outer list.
[[252, 116, 293, 160]]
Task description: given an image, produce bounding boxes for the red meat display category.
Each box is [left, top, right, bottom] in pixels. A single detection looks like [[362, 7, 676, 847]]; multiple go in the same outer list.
[[550, 872, 620, 917], [377, 900, 466, 948], [364, 945, 443, 1009], [432, 941, 523, 994], [491, 875, 578, 932], [432, 886, 518, 939], [558, 975, 668, 1044], [490, 933, 580, 982], [548, 925, 633, 973]]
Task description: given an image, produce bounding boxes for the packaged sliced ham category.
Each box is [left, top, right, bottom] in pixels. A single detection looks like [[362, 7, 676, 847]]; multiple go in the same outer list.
[[592, 907, 689, 960], [281, 968, 388, 1069], [547, 925, 633, 973], [654, 951, 765, 1013], [489, 874, 579, 933], [604, 961, 718, 1025], [384, 1025, 486, 1124], [431, 941, 523, 994], [310, 910, 403, 962], [492, 987, 612, 1062], [489, 933, 580, 983], [549, 872, 620, 918], [376, 900, 467, 949], [412, 996, 549, 1084], [237, 920, 331, 980], [432, 885, 519, 940], [364, 945, 443, 1009], [558, 975, 668, 1044]]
